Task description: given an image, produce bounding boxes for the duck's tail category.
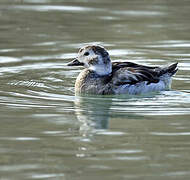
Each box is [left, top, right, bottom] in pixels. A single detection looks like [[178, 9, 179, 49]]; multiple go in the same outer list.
[[160, 62, 178, 76]]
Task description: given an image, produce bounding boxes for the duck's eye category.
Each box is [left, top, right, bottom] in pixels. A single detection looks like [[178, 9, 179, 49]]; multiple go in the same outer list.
[[84, 52, 89, 56]]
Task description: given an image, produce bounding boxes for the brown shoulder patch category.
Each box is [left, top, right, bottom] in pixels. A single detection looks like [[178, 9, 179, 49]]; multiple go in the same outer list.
[[127, 67, 136, 73]]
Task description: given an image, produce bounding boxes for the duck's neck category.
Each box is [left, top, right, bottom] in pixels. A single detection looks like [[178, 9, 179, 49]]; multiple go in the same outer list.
[[89, 63, 112, 77]]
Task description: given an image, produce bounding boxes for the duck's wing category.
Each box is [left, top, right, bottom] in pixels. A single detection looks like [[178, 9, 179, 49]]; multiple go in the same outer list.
[[111, 62, 178, 86], [112, 61, 158, 71]]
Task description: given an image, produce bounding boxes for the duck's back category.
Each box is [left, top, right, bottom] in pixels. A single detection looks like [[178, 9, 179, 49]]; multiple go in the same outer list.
[[110, 62, 178, 94]]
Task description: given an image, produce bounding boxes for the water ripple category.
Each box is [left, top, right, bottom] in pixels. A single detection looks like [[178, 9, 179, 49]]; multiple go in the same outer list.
[[112, 10, 165, 16], [150, 132, 190, 136], [0, 56, 21, 63], [31, 173, 65, 179], [11, 5, 98, 12]]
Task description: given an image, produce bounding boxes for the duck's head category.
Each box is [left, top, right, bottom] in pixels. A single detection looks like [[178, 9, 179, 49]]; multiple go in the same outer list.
[[68, 45, 112, 76]]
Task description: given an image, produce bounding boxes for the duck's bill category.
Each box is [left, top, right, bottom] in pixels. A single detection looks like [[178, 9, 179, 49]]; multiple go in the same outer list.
[[67, 58, 84, 66]]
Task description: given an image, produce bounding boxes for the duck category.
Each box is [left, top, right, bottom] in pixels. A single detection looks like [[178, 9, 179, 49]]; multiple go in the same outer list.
[[67, 45, 178, 95]]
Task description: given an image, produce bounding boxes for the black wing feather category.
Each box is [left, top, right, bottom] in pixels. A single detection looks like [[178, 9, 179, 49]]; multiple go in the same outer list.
[[110, 61, 178, 86]]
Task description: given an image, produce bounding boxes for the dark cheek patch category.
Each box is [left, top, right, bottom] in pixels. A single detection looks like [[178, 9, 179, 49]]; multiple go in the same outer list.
[[103, 57, 110, 64], [92, 46, 109, 64]]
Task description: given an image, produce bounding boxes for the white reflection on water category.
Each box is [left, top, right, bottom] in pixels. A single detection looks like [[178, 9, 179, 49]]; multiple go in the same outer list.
[[23, 0, 51, 2], [109, 49, 144, 56], [144, 42, 190, 48], [113, 10, 165, 16], [0, 62, 65, 74], [0, 137, 40, 141], [178, 63, 190, 71], [11, 5, 96, 12], [150, 132, 190, 136], [31, 173, 65, 179], [0, 164, 40, 172], [0, 56, 21, 63]]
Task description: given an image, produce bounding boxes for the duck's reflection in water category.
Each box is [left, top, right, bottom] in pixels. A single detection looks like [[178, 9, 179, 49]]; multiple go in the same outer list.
[[74, 95, 112, 135]]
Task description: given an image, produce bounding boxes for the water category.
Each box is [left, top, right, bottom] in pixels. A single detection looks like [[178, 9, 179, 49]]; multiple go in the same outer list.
[[0, 0, 190, 179]]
